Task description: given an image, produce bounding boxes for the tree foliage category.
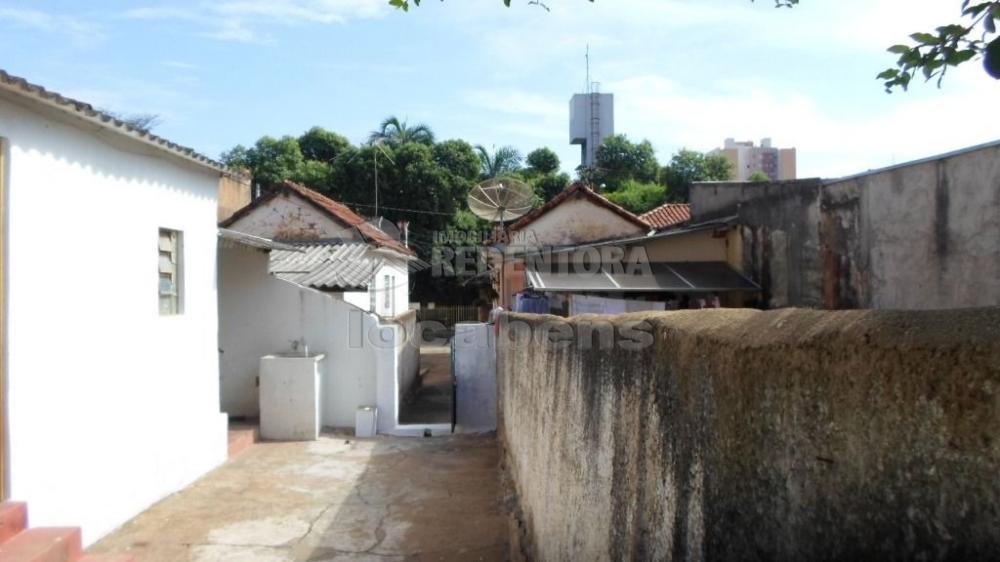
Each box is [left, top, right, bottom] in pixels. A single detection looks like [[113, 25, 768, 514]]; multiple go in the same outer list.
[[525, 147, 561, 175], [604, 179, 667, 214], [391, 0, 1000, 88], [660, 149, 733, 202], [747, 170, 772, 182], [878, 2, 1000, 90], [476, 145, 523, 179], [368, 115, 435, 146], [592, 134, 659, 191]]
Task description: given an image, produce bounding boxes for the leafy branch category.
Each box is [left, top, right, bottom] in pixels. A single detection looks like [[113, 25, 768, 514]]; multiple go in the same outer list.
[[389, 0, 1000, 90], [878, 1, 1000, 92]]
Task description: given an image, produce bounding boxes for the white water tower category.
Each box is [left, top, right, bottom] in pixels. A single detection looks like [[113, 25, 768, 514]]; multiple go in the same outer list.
[[569, 89, 614, 169]]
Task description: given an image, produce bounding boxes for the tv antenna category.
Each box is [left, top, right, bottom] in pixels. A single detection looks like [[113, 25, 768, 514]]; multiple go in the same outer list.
[[467, 177, 535, 225]]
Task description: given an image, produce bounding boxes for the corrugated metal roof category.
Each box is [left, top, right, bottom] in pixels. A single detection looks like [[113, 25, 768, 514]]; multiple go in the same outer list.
[[526, 261, 760, 293], [640, 203, 691, 230], [219, 228, 303, 252], [269, 243, 383, 291], [0, 69, 231, 175]]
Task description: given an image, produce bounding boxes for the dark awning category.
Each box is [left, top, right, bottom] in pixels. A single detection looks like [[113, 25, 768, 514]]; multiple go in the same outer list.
[[525, 261, 759, 293]]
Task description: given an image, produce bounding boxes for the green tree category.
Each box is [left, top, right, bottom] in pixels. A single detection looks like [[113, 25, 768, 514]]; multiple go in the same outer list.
[[298, 127, 350, 162], [747, 170, 772, 182], [391, 0, 1000, 88], [476, 145, 523, 179], [433, 140, 481, 182], [660, 149, 733, 202], [368, 116, 435, 146], [604, 179, 667, 214], [221, 135, 306, 191], [532, 172, 571, 201], [593, 134, 659, 191], [525, 147, 560, 175]]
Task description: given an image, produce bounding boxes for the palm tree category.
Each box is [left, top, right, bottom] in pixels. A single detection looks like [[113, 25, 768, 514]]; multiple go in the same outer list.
[[368, 116, 435, 146], [476, 144, 523, 179]]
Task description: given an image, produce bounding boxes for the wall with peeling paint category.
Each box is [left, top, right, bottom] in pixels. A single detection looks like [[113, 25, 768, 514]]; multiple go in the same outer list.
[[498, 308, 1000, 561], [692, 179, 825, 309], [822, 143, 1000, 309], [692, 141, 1000, 310]]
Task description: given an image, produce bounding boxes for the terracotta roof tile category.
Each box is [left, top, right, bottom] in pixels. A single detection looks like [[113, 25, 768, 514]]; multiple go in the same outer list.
[[220, 181, 415, 257], [640, 203, 691, 230]]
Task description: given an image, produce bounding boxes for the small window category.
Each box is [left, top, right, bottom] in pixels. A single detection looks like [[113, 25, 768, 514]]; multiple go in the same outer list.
[[383, 274, 391, 311], [158, 228, 183, 315]]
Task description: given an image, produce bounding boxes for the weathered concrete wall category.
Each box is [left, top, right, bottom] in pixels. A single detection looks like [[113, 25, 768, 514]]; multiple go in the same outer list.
[[454, 322, 497, 433], [498, 308, 1000, 561], [217, 171, 251, 222], [693, 180, 824, 308], [693, 142, 1000, 310], [822, 143, 1000, 309]]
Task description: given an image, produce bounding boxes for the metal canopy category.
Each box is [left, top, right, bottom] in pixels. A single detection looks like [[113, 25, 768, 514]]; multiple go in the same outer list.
[[525, 261, 759, 293]]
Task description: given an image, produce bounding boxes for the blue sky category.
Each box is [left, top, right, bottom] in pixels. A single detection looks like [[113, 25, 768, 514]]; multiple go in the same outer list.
[[0, 0, 996, 178]]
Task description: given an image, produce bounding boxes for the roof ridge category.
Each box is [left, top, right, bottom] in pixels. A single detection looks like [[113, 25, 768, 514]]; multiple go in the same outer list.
[[507, 182, 649, 233], [0, 69, 231, 175]]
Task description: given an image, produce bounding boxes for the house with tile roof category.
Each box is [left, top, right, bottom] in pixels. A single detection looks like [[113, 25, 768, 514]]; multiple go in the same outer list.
[[0, 69, 235, 548], [218, 181, 423, 434], [640, 202, 691, 231], [220, 180, 415, 317], [494, 183, 758, 313]]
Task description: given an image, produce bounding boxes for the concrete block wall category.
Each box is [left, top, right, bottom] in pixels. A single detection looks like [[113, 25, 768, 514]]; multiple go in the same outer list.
[[498, 308, 1000, 561]]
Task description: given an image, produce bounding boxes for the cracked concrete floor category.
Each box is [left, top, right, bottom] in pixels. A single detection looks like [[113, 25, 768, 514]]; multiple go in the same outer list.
[[87, 433, 506, 561]]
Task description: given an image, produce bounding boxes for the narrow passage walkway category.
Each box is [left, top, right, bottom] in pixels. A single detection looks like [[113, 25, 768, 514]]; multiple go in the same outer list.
[[398, 346, 453, 425], [88, 433, 505, 561]]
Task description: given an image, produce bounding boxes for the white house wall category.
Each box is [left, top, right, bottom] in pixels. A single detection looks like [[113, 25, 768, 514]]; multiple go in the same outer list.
[[342, 259, 410, 318], [0, 94, 227, 545], [219, 246, 381, 427]]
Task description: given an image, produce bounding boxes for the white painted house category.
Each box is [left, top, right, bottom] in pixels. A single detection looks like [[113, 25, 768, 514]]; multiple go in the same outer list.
[[220, 180, 413, 317], [0, 70, 231, 545], [218, 181, 422, 435]]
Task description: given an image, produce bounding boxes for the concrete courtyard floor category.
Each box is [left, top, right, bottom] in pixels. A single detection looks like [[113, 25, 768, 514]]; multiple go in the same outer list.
[[87, 433, 505, 562]]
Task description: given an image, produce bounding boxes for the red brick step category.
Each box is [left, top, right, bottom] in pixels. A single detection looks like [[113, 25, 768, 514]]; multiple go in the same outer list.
[[0, 527, 82, 562], [0, 502, 28, 545]]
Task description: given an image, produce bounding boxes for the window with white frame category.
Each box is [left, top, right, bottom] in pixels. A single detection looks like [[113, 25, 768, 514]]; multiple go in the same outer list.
[[158, 228, 183, 315]]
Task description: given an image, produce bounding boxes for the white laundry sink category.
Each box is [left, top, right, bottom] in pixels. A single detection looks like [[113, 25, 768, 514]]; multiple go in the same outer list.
[[259, 353, 326, 441]]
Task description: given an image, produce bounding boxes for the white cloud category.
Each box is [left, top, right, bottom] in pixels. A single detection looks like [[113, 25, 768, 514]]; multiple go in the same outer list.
[[605, 65, 999, 178], [445, 0, 999, 178], [0, 7, 104, 45], [125, 0, 387, 42]]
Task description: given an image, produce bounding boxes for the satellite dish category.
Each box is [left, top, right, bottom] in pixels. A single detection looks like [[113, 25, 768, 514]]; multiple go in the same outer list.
[[467, 177, 535, 224]]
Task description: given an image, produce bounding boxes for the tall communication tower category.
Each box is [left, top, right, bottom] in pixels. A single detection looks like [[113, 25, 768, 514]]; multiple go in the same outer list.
[[570, 46, 614, 169]]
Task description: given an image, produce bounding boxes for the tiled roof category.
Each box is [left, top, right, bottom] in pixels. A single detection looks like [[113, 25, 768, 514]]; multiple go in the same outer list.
[[0, 69, 230, 175], [269, 243, 382, 291], [640, 203, 691, 230], [506, 182, 650, 234], [220, 181, 416, 257]]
